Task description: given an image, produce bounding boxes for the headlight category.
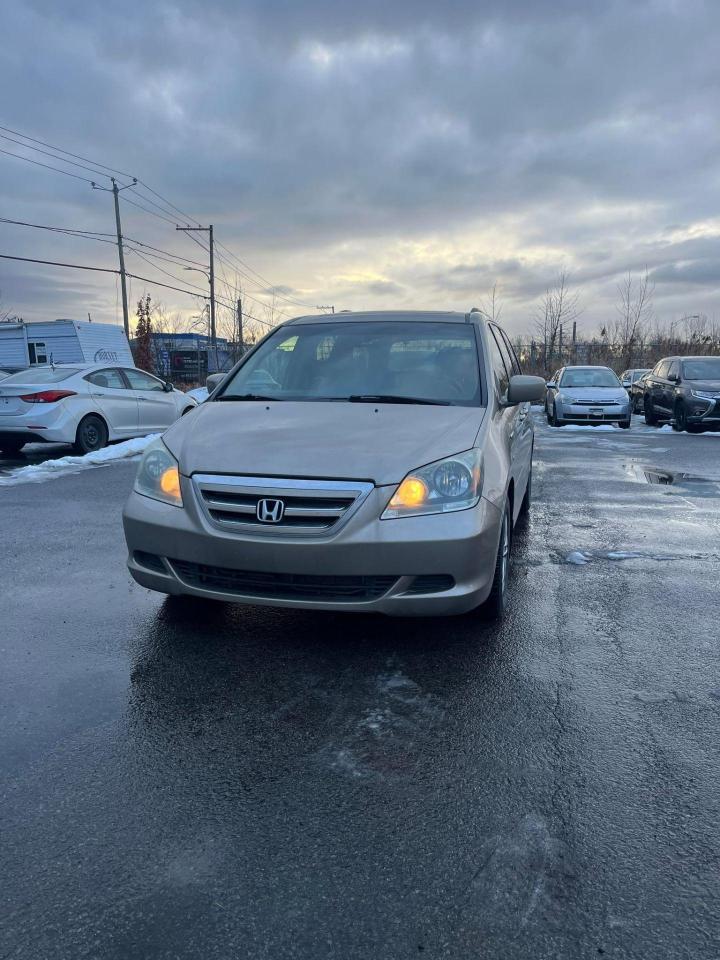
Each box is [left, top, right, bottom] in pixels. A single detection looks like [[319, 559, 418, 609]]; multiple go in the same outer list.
[[691, 390, 716, 400], [134, 437, 183, 506], [381, 449, 482, 519]]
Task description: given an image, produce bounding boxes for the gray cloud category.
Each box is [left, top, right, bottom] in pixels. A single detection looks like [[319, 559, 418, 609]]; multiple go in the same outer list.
[[1, 0, 720, 333]]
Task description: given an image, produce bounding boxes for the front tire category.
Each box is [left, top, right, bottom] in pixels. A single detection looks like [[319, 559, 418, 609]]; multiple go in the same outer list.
[[482, 501, 511, 619], [618, 419, 631, 429], [518, 463, 532, 520], [73, 414, 108, 454], [0, 439, 25, 455], [644, 396, 658, 426], [550, 402, 563, 427]]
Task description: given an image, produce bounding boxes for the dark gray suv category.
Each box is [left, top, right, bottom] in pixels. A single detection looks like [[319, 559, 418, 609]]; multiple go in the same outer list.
[[643, 355, 720, 432]]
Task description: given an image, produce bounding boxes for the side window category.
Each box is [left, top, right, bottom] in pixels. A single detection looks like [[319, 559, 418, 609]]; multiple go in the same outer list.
[[28, 342, 48, 365], [497, 328, 522, 376], [86, 368, 127, 389], [124, 369, 164, 392], [655, 360, 670, 379], [667, 361, 679, 380], [486, 327, 510, 400]]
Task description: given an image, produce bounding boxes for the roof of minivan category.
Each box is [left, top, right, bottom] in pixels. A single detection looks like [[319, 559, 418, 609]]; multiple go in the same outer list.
[[285, 310, 479, 325]]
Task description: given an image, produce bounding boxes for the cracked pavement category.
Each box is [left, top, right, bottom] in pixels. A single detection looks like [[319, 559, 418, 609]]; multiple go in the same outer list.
[[2, 415, 719, 959]]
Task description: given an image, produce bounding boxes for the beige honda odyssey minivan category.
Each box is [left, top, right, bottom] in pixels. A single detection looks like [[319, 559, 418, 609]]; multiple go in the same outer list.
[[123, 311, 545, 616]]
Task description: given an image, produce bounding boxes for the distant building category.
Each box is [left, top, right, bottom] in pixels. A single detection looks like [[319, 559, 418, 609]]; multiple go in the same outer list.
[[145, 332, 233, 384], [0, 318, 133, 371]]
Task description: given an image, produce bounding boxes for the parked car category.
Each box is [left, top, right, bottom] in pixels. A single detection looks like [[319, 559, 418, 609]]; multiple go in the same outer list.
[[620, 368, 651, 411], [643, 355, 720, 432], [185, 373, 226, 405], [620, 368, 650, 389], [628, 370, 652, 413], [545, 365, 631, 427], [0, 363, 197, 455], [123, 310, 546, 617]]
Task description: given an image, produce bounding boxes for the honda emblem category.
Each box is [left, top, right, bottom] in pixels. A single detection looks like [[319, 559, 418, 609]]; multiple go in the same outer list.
[[256, 498, 285, 523]]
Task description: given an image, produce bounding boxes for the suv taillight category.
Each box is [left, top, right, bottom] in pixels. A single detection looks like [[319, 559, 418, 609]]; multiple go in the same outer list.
[[19, 390, 77, 403]]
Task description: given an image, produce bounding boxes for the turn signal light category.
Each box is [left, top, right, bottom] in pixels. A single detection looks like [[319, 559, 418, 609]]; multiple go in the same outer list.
[[159, 466, 181, 501], [389, 476, 428, 508], [19, 390, 77, 403]]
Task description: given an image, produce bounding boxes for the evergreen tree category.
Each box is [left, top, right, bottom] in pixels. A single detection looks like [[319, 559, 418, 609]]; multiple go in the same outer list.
[[133, 294, 154, 372]]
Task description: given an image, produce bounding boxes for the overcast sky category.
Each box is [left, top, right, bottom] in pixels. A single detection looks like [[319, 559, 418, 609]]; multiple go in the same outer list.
[[1, 0, 719, 338]]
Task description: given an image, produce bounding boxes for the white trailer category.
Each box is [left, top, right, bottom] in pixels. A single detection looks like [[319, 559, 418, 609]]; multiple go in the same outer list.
[[0, 319, 133, 371]]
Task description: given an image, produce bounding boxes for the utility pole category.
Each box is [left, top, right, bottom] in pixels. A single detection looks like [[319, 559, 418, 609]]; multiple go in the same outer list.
[[236, 297, 244, 357], [176, 224, 215, 348], [572, 320, 577, 362], [558, 323, 563, 364], [92, 176, 136, 339]]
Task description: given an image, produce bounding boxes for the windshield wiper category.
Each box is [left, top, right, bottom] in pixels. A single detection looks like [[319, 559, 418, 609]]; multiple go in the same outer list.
[[347, 394, 451, 406], [215, 393, 284, 401]]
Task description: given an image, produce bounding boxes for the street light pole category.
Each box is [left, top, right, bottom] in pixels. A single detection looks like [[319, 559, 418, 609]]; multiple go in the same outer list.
[[176, 224, 215, 348]]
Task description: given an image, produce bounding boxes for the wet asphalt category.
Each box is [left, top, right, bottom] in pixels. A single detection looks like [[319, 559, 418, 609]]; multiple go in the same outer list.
[[2, 415, 720, 960]]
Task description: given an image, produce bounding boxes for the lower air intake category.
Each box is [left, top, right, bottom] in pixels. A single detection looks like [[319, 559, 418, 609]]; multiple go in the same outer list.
[[169, 559, 398, 602]]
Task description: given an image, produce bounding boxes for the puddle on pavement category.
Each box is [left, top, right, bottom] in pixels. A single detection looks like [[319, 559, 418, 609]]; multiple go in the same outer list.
[[624, 463, 719, 490]]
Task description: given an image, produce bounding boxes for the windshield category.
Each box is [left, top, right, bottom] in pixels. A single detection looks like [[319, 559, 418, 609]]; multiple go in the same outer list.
[[559, 368, 621, 388], [219, 321, 483, 406], [681, 358, 720, 380], [1, 367, 81, 384]]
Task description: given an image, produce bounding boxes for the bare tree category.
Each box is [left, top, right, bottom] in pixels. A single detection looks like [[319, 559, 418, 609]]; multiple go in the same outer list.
[[613, 270, 653, 369], [480, 282, 503, 324], [533, 269, 582, 370]]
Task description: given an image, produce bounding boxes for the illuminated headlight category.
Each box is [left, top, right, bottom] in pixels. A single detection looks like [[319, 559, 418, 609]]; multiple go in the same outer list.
[[381, 449, 482, 519], [691, 390, 717, 400], [134, 437, 183, 506]]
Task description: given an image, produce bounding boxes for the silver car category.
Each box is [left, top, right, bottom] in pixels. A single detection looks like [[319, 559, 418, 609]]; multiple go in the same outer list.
[[545, 365, 631, 428], [123, 311, 545, 617]]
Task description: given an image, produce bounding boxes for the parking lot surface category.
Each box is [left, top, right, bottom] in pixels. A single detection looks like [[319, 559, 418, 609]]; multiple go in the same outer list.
[[2, 416, 720, 959]]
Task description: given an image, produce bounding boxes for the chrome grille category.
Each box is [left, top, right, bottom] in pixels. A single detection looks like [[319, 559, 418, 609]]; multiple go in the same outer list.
[[570, 399, 620, 406], [192, 474, 374, 537]]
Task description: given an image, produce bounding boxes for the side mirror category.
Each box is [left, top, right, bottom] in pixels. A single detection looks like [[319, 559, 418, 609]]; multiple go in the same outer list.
[[507, 375, 547, 405], [163, 381, 173, 392], [546, 381, 557, 389], [667, 373, 678, 383], [206, 373, 224, 392]]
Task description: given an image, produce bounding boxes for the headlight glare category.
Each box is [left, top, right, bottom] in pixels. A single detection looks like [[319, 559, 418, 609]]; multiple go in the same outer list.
[[134, 438, 183, 506], [382, 449, 482, 519]]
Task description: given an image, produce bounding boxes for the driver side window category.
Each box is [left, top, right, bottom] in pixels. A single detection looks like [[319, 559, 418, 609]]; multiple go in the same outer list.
[[486, 327, 510, 401]]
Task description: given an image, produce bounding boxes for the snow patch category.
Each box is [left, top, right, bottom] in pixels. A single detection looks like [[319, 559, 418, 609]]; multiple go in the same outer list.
[[564, 551, 592, 565], [0, 433, 159, 487]]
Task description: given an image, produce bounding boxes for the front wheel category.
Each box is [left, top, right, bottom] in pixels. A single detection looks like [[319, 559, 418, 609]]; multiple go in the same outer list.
[[481, 501, 511, 619], [618, 419, 631, 429], [0, 439, 25, 455], [73, 414, 108, 454], [550, 402, 563, 427], [644, 396, 658, 426]]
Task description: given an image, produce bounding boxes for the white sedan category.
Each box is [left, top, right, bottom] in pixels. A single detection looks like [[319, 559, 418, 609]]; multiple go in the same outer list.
[[0, 363, 197, 455]]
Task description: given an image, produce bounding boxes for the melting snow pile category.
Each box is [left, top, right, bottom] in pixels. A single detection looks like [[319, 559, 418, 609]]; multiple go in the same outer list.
[[0, 433, 159, 487]]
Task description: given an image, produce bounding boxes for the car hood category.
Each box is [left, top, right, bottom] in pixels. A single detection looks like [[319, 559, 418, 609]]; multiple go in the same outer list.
[[164, 401, 485, 485], [559, 387, 628, 402], [686, 380, 720, 394]]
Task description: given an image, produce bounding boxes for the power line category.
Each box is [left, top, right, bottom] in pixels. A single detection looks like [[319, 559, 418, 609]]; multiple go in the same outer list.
[[0, 216, 115, 237], [0, 146, 96, 183], [0, 132, 115, 181], [0, 253, 118, 273], [0, 122, 136, 179], [119, 193, 179, 226]]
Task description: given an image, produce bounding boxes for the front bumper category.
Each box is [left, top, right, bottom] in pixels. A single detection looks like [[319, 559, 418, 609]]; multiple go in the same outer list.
[[123, 476, 504, 616], [686, 398, 720, 423], [556, 400, 631, 423]]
